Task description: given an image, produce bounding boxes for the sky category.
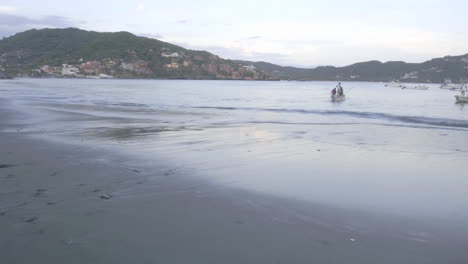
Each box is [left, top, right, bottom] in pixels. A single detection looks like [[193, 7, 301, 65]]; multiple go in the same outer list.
[[1, 0, 468, 67]]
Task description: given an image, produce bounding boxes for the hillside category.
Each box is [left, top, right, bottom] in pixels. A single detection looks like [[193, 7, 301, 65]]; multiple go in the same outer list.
[[0, 28, 271, 80], [1, 28, 468, 83], [238, 54, 468, 83]]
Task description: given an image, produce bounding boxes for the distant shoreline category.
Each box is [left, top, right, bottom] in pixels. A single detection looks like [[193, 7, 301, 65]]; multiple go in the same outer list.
[[1, 76, 448, 84]]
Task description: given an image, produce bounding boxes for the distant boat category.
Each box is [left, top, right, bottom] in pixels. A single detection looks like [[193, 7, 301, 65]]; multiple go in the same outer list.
[[440, 79, 462, 90], [402, 85, 429, 90], [331, 83, 346, 101], [385, 81, 404, 88]]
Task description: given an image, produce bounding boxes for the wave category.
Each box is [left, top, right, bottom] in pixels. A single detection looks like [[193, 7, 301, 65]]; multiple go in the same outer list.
[[194, 106, 468, 129]]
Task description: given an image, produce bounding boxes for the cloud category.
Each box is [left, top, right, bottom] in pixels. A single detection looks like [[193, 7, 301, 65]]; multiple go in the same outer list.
[[0, 14, 83, 38], [139, 32, 163, 39], [162, 20, 468, 66], [176, 19, 190, 24], [0, 5, 17, 13], [247, 36, 261, 40], [137, 4, 145, 11], [163, 39, 292, 66], [232, 20, 468, 65]]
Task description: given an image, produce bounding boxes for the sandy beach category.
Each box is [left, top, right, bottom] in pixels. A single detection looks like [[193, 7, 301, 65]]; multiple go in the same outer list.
[[2, 95, 468, 264]]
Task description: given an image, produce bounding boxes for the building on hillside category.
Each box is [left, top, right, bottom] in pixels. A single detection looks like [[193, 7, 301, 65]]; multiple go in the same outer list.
[[165, 62, 180, 69], [121, 62, 134, 71], [161, 52, 180, 58], [41, 65, 54, 73], [80, 61, 102, 75], [401, 71, 419, 80], [242, 65, 256, 72], [61, 64, 80, 76]]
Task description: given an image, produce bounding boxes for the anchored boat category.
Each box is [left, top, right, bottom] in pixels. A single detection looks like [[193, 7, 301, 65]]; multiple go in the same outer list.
[[385, 82, 404, 88], [440, 80, 461, 90], [330, 83, 346, 101]]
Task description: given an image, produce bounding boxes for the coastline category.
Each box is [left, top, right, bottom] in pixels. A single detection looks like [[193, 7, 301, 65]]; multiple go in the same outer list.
[[1, 100, 468, 263], [2, 76, 445, 84]]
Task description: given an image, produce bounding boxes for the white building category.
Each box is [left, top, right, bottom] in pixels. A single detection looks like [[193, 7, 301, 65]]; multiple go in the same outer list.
[[120, 63, 134, 71], [161, 52, 180, 58], [61, 64, 80, 76], [243, 65, 256, 72]]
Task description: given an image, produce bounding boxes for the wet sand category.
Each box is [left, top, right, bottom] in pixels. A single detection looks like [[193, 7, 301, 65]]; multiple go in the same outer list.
[[1, 105, 468, 264]]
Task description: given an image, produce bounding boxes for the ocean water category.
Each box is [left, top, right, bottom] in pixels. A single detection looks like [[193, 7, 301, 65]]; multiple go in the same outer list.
[[1, 79, 468, 223]]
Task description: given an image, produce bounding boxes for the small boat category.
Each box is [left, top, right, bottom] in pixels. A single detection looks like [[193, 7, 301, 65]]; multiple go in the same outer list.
[[385, 81, 404, 88], [331, 94, 346, 101], [402, 85, 429, 90], [440, 80, 461, 90], [441, 83, 461, 90], [455, 95, 468, 103], [330, 83, 346, 101]]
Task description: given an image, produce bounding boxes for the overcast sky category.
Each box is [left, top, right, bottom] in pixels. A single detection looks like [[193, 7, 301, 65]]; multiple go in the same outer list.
[[1, 0, 467, 67]]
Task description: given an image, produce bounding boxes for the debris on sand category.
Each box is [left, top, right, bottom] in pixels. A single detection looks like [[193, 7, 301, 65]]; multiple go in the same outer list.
[[164, 169, 177, 176], [33, 189, 47, 198], [17, 202, 28, 207], [100, 194, 112, 200], [25, 217, 38, 223]]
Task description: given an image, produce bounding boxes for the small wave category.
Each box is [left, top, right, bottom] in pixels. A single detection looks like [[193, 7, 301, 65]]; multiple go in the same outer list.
[[90, 101, 150, 108], [194, 106, 468, 129]]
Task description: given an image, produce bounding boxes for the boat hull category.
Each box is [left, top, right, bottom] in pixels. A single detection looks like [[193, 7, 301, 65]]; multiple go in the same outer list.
[[331, 95, 346, 101], [455, 95, 468, 103]]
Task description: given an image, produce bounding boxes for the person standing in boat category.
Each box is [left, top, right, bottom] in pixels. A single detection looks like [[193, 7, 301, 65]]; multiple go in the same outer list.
[[331, 87, 337, 96], [336, 82, 344, 96]]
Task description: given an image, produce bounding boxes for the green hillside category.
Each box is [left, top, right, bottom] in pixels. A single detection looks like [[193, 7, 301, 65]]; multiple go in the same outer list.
[[1, 27, 467, 83], [0, 28, 271, 80]]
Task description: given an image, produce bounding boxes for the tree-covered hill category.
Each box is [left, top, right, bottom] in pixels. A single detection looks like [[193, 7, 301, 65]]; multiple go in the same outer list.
[[0, 28, 271, 80], [1, 27, 467, 83]]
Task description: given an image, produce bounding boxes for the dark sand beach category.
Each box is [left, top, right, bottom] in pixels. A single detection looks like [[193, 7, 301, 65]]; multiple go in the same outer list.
[[2, 99, 468, 264]]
